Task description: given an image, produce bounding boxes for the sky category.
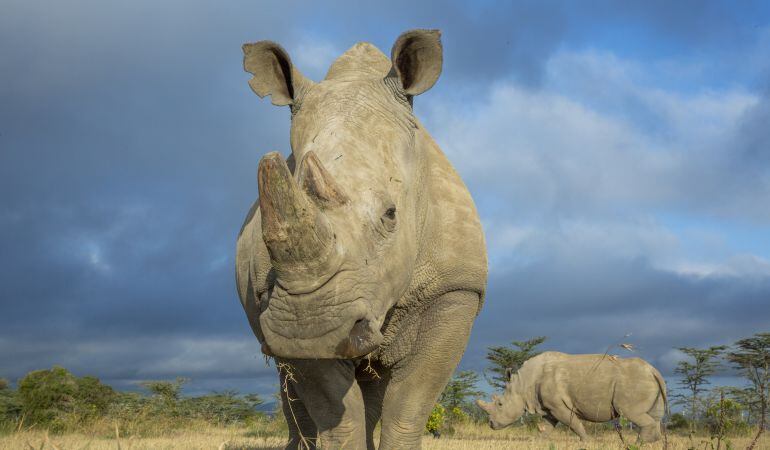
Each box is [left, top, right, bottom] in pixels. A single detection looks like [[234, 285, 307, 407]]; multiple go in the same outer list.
[[1, 0, 769, 399]]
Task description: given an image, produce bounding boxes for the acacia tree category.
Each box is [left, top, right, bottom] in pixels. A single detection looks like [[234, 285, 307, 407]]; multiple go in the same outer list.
[[485, 336, 547, 390], [727, 332, 770, 450], [140, 377, 188, 401], [674, 345, 726, 431], [439, 370, 483, 419]]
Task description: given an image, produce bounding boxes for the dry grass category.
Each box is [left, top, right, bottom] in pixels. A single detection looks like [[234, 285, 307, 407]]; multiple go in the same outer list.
[[1, 424, 767, 449]]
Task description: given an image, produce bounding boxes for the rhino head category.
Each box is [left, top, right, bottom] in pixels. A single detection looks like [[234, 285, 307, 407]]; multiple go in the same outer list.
[[243, 30, 443, 359], [477, 392, 526, 429], [476, 370, 526, 429]]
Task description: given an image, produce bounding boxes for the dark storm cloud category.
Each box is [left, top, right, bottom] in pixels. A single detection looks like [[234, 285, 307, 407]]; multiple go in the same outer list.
[[1, 0, 769, 396], [0, 0, 294, 387], [465, 257, 770, 377], [0, 0, 576, 387]]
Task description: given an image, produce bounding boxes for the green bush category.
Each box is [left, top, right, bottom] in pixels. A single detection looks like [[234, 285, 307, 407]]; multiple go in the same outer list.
[[0, 378, 22, 431], [16, 366, 118, 430], [17, 366, 78, 428], [179, 391, 264, 424], [668, 412, 690, 431], [74, 375, 116, 417], [425, 403, 445, 435], [7, 367, 268, 435]]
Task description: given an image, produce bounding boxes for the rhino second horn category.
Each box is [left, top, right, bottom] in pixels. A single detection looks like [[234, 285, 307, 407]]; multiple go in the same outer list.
[[258, 152, 335, 272], [298, 151, 349, 207]]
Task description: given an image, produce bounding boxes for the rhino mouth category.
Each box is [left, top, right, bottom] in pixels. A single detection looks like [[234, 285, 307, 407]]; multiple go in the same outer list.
[[261, 310, 384, 359], [259, 286, 384, 359], [489, 421, 505, 430]]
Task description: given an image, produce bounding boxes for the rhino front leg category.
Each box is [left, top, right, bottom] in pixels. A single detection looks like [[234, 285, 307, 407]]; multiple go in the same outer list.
[[281, 359, 367, 450], [538, 415, 558, 435], [378, 290, 478, 450], [278, 375, 318, 450], [548, 406, 588, 441]]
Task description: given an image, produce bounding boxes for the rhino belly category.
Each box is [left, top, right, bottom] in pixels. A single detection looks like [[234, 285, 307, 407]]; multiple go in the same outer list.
[[572, 393, 615, 422], [561, 374, 616, 423]]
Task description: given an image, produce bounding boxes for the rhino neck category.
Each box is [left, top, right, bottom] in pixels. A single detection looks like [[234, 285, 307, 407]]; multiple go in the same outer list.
[[513, 364, 545, 416]]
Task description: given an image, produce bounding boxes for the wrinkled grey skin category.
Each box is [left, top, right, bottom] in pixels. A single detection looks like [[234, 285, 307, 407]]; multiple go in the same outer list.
[[235, 29, 487, 449], [477, 352, 667, 443]]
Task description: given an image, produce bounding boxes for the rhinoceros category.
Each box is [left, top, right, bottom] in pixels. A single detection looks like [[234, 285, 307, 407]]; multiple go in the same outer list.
[[477, 352, 667, 443], [235, 29, 487, 449]]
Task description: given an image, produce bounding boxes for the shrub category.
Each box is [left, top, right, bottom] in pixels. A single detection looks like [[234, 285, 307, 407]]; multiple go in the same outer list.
[[180, 391, 264, 424], [74, 375, 116, 417], [0, 378, 22, 428], [668, 412, 690, 431], [17, 366, 78, 428], [425, 403, 445, 436]]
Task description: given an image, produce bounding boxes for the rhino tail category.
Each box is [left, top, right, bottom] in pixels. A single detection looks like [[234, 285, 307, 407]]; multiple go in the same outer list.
[[651, 367, 668, 414]]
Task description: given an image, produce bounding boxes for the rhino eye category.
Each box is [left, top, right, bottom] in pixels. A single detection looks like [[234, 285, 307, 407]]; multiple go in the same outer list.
[[381, 205, 397, 232]]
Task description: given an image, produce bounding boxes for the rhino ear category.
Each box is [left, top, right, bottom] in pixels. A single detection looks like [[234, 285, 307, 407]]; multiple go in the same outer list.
[[505, 367, 513, 380], [242, 41, 313, 106], [388, 29, 443, 96]]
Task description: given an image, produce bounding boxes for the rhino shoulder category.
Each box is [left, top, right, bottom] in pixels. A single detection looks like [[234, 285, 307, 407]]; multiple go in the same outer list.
[[405, 124, 488, 310]]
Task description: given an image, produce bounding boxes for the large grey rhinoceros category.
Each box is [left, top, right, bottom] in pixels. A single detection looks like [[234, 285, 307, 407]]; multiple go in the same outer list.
[[477, 352, 668, 443], [235, 29, 487, 449]]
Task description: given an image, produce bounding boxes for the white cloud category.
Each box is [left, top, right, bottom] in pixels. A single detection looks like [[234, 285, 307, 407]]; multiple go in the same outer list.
[[290, 38, 342, 80], [422, 48, 768, 279], [682, 254, 770, 279]]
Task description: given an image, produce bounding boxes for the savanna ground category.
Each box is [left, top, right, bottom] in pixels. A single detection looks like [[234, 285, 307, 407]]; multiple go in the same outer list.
[[2, 422, 766, 450]]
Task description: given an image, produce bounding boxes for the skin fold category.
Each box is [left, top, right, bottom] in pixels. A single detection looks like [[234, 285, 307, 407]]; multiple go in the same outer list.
[[235, 29, 487, 449], [477, 352, 668, 443]]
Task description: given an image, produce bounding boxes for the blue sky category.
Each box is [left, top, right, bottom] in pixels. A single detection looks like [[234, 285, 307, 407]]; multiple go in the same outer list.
[[1, 0, 769, 398]]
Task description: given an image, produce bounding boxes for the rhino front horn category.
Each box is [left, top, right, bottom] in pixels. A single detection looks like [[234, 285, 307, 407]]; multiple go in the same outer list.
[[258, 152, 336, 274]]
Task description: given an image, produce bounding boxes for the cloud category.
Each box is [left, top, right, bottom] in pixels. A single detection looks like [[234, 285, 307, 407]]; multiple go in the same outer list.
[[464, 255, 770, 380], [424, 48, 770, 228], [1, 0, 768, 398], [0, 335, 277, 395], [288, 38, 342, 81], [424, 47, 770, 388]]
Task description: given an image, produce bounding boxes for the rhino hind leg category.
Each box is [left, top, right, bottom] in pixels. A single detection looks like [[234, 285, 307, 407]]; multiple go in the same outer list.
[[626, 412, 662, 443], [358, 368, 389, 450]]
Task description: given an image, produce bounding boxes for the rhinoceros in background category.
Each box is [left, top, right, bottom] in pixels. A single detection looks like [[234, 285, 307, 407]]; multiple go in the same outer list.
[[235, 29, 487, 449], [477, 351, 667, 443]]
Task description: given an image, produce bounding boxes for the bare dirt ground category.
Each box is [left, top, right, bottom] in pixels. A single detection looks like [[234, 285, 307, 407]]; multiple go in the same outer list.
[[1, 425, 766, 449]]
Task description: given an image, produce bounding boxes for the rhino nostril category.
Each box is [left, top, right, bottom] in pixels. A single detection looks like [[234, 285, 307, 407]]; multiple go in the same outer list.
[[349, 319, 369, 345], [335, 317, 384, 358], [350, 318, 368, 335]]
